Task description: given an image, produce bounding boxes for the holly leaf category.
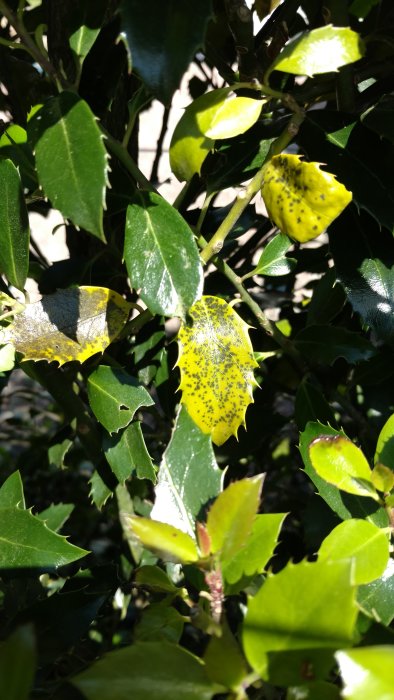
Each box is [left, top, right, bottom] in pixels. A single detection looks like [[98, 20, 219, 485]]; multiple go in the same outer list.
[[0, 159, 30, 291], [244, 233, 296, 278], [336, 647, 394, 700], [0, 287, 131, 365], [308, 435, 378, 499], [177, 296, 258, 445], [126, 516, 199, 563], [261, 154, 352, 242]]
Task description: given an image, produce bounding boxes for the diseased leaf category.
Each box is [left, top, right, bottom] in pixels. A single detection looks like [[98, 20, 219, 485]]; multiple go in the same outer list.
[[151, 406, 221, 537], [126, 516, 199, 563], [0, 159, 30, 291], [336, 646, 394, 700], [29, 92, 108, 241], [270, 25, 364, 77], [87, 365, 154, 434], [103, 422, 156, 483], [309, 436, 378, 499], [124, 191, 203, 318], [177, 296, 258, 445], [0, 287, 131, 365], [261, 154, 352, 242]]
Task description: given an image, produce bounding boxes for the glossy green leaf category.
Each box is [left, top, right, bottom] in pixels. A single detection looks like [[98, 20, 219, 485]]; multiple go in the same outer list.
[[87, 365, 154, 434], [177, 296, 258, 445], [336, 646, 394, 700], [294, 379, 335, 431], [270, 25, 364, 77], [318, 519, 389, 585], [151, 406, 221, 538], [0, 625, 36, 700], [204, 620, 248, 691], [68, 0, 107, 59], [29, 92, 108, 241], [0, 124, 36, 190], [0, 159, 29, 291], [206, 475, 263, 565], [1, 287, 132, 365], [361, 94, 394, 143], [72, 641, 221, 699], [127, 516, 199, 563], [120, 0, 213, 104], [103, 422, 156, 483], [222, 512, 287, 585], [375, 413, 394, 471], [287, 682, 340, 700], [0, 506, 88, 568], [124, 191, 203, 317], [245, 233, 296, 278], [37, 503, 74, 532], [309, 435, 377, 498], [89, 470, 112, 510], [133, 602, 185, 643], [261, 154, 352, 242], [358, 558, 394, 625], [0, 471, 25, 508], [243, 560, 357, 676], [295, 325, 375, 365]]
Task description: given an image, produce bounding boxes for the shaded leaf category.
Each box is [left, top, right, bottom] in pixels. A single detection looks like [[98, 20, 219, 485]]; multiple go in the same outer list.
[[0, 625, 36, 700], [87, 365, 154, 434], [120, 0, 213, 104], [126, 516, 199, 563], [89, 471, 112, 510], [270, 25, 364, 77], [349, 0, 380, 18], [295, 325, 375, 365], [358, 558, 394, 625], [243, 560, 357, 676], [104, 422, 155, 483], [68, 0, 107, 59], [29, 92, 108, 240], [0, 159, 30, 291], [306, 268, 346, 326], [134, 565, 180, 595], [318, 519, 389, 585], [133, 602, 185, 643], [151, 406, 221, 537], [0, 124, 36, 190], [1, 287, 131, 365], [361, 94, 394, 143], [177, 296, 258, 445], [124, 191, 203, 318], [309, 435, 378, 498], [287, 682, 340, 700], [207, 130, 275, 193], [37, 503, 74, 532], [245, 233, 296, 278], [0, 506, 88, 568], [294, 379, 335, 431], [0, 471, 25, 509], [336, 646, 394, 700], [204, 620, 248, 691], [261, 154, 352, 242], [72, 640, 222, 699]]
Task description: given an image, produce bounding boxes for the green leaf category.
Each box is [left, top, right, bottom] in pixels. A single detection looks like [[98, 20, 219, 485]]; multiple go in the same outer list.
[[0, 471, 25, 508], [199, 95, 264, 140], [375, 413, 394, 470], [294, 379, 335, 431], [318, 519, 390, 585], [133, 602, 185, 643], [206, 475, 264, 565], [0, 159, 30, 291], [37, 503, 74, 532], [1, 287, 132, 365], [287, 682, 340, 700], [89, 470, 112, 510], [308, 435, 377, 498], [151, 406, 221, 538], [124, 191, 203, 317], [207, 131, 275, 193], [68, 0, 107, 59], [371, 463, 394, 493], [222, 513, 287, 585], [204, 620, 248, 691], [104, 422, 155, 483], [0, 124, 36, 191], [270, 25, 364, 77], [358, 558, 394, 625], [0, 506, 88, 568], [361, 94, 394, 143], [87, 365, 154, 434], [243, 559, 357, 676], [127, 516, 199, 563], [120, 0, 213, 104], [261, 154, 352, 242], [134, 565, 181, 595], [294, 325, 375, 365], [245, 233, 296, 278], [336, 646, 394, 700], [177, 296, 258, 445], [350, 0, 381, 20], [0, 344, 15, 372], [306, 268, 346, 326], [0, 625, 36, 700], [29, 92, 108, 241], [300, 423, 386, 525], [72, 640, 222, 699]]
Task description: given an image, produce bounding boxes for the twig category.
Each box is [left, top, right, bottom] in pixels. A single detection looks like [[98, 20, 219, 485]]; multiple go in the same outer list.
[[150, 106, 170, 183]]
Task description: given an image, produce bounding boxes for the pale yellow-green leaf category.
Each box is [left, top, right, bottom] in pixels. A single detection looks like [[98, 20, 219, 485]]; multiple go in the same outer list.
[[177, 296, 258, 446], [0, 286, 132, 365], [126, 516, 199, 563], [261, 154, 352, 242], [270, 25, 364, 77], [197, 95, 264, 140]]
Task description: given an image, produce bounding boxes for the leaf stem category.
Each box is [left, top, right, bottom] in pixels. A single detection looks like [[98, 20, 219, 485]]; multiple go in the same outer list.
[[101, 126, 158, 194]]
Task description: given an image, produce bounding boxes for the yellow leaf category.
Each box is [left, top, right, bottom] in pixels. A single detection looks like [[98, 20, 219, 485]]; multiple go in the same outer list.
[[177, 296, 258, 446], [261, 154, 352, 242], [0, 286, 131, 365]]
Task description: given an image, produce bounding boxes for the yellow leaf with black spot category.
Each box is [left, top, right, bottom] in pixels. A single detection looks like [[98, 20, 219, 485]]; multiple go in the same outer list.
[[261, 154, 352, 242], [177, 296, 258, 446], [0, 286, 131, 365]]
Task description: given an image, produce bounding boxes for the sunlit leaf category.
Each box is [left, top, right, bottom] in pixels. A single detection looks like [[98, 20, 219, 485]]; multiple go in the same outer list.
[[309, 435, 378, 498], [358, 558, 394, 625], [104, 422, 156, 482], [126, 516, 199, 563], [244, 233, 296, 278], [270, 25, 364, 77], [261, 154, 352, 242], [336, 646, 394, 700], [177, 296, 258, 445], [0, 287, 131, 365]]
